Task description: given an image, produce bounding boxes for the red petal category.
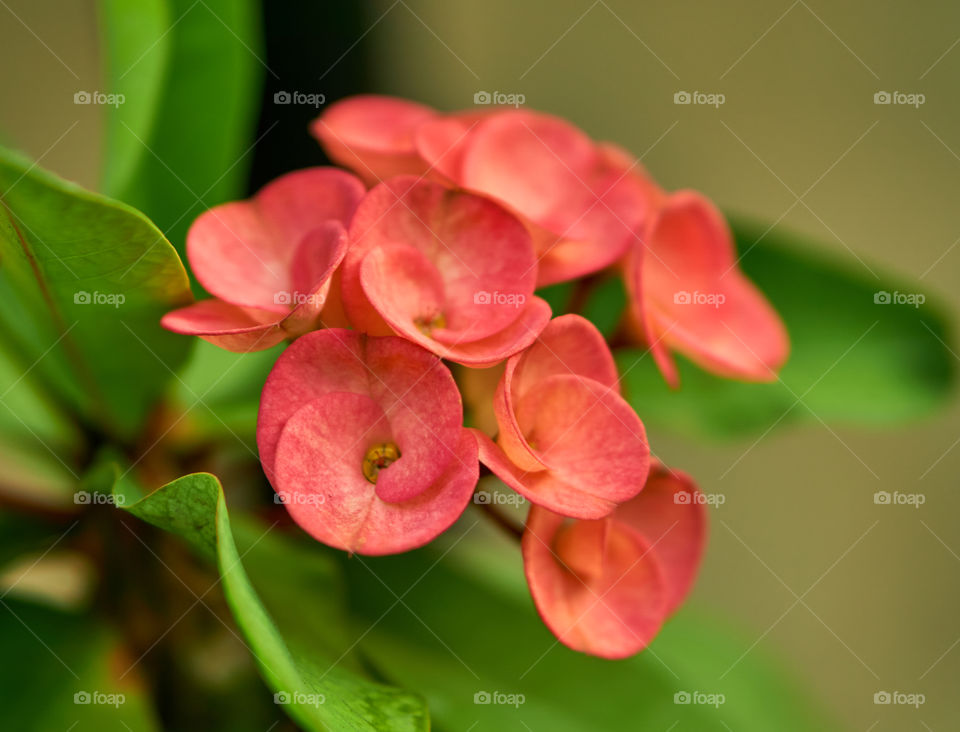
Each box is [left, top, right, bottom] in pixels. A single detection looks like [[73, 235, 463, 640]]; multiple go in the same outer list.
[[523, 505, 668, 658], [473, 430, 622, 520], [460, 111, 651, 285], [257, 329, 462, 484], [479, 316, 648, 516], [161, 299, 286, 352], [509, 314, 619, 398], [414, 111, 491, 182], [279, 221, 349, 336], [273, 402, 477, 555], [521, 461, 707, 658], [311, 95, 436, 185], [639, 191, 790, 382], [513, 375, 648, 505], [344, 176, 546, 364], [612, 462, 707, 613], [187, 168, 364, 312]]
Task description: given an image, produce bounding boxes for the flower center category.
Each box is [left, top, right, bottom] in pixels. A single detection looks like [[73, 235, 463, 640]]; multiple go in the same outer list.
[[362, 442, 401, 484], [413, 311, 446, 336]]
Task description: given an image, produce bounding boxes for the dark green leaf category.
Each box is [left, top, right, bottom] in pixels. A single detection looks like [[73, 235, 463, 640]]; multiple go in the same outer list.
[[0, 147, 192, 438], [115, 472, 429, 731], [100, 0, 265, 269], [0, 598, 160, 731]]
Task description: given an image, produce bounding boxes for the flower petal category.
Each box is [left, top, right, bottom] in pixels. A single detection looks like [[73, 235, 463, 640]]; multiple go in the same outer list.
[[611, 462, 707, 613], [481, 315, 647, 515], [512, 374, 648, 505], [460, 111, 650, 285], [161, 299, 286, 352], [344, 176, 546, 363], [273, 399, 477, 554], [311, 95, 436, 185], [523, 505, 668, 658], [279, 221, 349, 335], [509, 313, 619, 398], [639, 191, 790, 381], [414, 112, 490, 182], [257, 329, 463, 492], [472, 430, 621, 519], [388, 296, 551, 368], [187, 168, 364, 311]]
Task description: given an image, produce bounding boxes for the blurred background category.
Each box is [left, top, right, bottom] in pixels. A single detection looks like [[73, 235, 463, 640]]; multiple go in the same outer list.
[[1, 1, 958, 729]]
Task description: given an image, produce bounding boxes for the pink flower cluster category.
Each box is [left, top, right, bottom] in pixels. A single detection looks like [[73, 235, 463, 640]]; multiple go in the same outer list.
[[162, 95, 789, 658]]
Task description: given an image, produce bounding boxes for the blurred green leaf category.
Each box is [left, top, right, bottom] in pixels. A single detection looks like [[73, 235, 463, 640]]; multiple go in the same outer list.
[[0, 147, 192, 438], [341, 517, 839, 732], [0, 338, 80, 449], [98, 0, 171, 199], [617, 221, 955, 438], [115, 472, 429, 731], [579, 276, 627, 338], [100, 0, 264, 268], [0, 512, 70, 566], [0, 440, 78, 510], [535, 281, 574, 314], [172, 340, 283, 445], [0, 598, 159, 731]]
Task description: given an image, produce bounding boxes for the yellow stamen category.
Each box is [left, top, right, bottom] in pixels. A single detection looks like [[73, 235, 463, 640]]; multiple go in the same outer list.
[[362, 442, 401, 484], [414, 312, 446, 336]]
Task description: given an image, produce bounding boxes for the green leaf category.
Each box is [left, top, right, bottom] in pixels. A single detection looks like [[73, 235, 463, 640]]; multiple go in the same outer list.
[[0, 598, 160, 731], [172, 339, 283, 445], [0, 147, 192, 438], [341, 517, 839, 732], [115, 473, 429, 731], [98, 0, 172, 199], [100, 0, 264, 267], [0, 337, 80, 450], [0, 512, 70, 566], [617, 220, 956, 438], [579, 276, 627, 338]]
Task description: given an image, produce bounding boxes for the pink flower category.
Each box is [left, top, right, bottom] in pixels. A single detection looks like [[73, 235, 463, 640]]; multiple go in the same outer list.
[[624, 191, 790, 384], [312, 96, 789, 385], [340, 176, 551, 366], [472, 314, 649, 519], [161, 168, 365, 352], [313, 96, 653, 286], [522, 462, 707, 658], [257, 328, 478, 555]]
